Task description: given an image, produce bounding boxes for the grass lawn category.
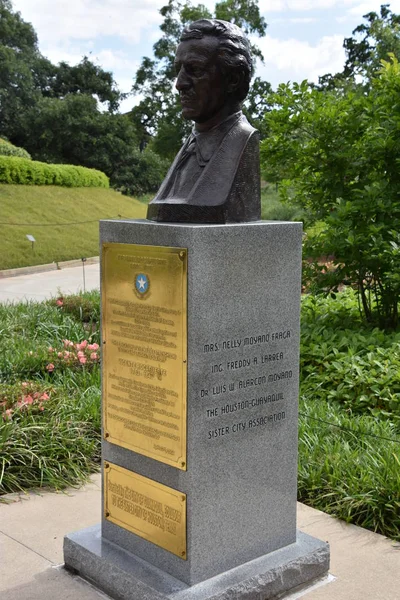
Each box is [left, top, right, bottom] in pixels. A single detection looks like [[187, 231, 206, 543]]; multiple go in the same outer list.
[[0, 184, 306, 270], [0, 185, 147, 270]]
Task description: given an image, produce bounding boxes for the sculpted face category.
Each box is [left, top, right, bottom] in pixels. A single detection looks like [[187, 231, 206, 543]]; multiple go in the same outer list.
[[174, 36, 228, 125]]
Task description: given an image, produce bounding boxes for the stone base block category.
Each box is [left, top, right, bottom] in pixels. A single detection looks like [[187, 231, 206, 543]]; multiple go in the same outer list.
[[64, 525, 329, 600]]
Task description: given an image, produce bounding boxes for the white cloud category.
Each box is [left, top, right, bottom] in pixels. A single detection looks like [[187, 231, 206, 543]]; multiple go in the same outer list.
[[42, 47, 86, 66], [12, 0, 155, 108], [260, 0, 357, 11], [13, 0, 164, 45], [256, 34, 345, 84], [270, 17, 319, 23], [347, 0, 400, 15]]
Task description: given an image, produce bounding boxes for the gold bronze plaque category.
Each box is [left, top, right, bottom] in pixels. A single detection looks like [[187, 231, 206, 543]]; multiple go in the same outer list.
[[102, 243, 187, 470], [104, 462, 187, 559]]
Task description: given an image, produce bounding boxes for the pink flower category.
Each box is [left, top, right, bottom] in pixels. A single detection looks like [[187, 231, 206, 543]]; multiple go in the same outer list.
[[40, 393, 50, 401], [39, 405, 45, 411], [77, 340, 88, 350], [57, 352, 63, 358], [46, 363, 55, 372], [25, 395, 34, 405], [90, 352, 98, 360], [56, 299, 63, 306], [77, 350, 85, 358], [87, 343, 99, 351], [79, 356, 87, 364], [4, 409, 13, 420]]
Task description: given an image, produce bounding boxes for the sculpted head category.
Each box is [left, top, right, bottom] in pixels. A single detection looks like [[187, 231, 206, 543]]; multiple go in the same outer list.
[[175, 19, 253, 128]]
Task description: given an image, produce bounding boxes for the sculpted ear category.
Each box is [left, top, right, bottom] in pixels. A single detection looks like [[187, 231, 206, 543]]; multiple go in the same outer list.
[[226, 71, 243, 96]]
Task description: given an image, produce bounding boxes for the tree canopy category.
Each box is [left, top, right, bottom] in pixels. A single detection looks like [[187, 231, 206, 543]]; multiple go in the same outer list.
[[261, 56, 400, 329], [0, 0, 169, 194], [318, 4, 400, 89]]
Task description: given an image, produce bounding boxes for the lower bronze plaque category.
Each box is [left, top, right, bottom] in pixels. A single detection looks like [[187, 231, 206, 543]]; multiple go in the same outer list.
[[104, 462, 187, 559], [102, 243, 187, 470]]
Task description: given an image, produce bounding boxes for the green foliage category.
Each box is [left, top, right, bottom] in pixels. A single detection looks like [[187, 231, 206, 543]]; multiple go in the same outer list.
[[261, 58, 400, 328], [343, 4, 400, 81], [11, 93, 168, 196], [0, 1, 169, 196], [45, 56, 122, 112], [261, 185, 304, 221], [18, 95, 134, 172], [0, 295, 101, 494], [0, 155, 109, 187], [300, 290, 400, 421], [298, 289, 400, 540], [0, 137, 31, 159], [298, 397, 400, 540], [0, 1, 122, 142], [131, 0, 268, 156], [48, 292, 100, 324], [317, 5, 400, 90], [112, 148, 169, 196]]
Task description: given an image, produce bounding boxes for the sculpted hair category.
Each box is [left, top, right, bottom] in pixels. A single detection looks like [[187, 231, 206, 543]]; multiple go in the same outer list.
[[180, 19, 253, 103]]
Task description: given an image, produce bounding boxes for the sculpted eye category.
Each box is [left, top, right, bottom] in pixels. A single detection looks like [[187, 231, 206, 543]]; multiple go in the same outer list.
[[186, 64, 204, 77]]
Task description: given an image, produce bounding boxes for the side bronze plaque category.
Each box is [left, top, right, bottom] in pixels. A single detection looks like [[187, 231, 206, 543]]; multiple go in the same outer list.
[[102, 243, 187, 470], [104, 462, 187, 559]]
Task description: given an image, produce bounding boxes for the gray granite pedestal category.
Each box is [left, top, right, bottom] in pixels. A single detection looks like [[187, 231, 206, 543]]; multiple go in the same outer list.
[[64, 526, 329, 600], [64, 220, 330, 599]]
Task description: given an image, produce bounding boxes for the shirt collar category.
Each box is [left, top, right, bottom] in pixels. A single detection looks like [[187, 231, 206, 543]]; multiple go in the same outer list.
[[191, 111, 243, 165]]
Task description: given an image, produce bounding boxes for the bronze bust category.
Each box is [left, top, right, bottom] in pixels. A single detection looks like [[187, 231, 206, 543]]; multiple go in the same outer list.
[[146, 19, 261, 224]]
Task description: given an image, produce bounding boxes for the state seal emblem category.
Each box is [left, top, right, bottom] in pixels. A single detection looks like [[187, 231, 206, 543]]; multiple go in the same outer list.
[[134, 273, 150, 299]]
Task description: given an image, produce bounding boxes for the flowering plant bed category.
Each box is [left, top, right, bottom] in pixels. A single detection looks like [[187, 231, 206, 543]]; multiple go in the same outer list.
[[0, 293, 101, 496]]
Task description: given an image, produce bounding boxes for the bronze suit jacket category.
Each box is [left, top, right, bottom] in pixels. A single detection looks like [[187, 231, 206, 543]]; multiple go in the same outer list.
[[147, 112, 260, 223]]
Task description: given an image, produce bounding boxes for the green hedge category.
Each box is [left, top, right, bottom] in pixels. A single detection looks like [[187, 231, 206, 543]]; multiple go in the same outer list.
[[0, 138, 31, 160], [0, 156, 109, 188]]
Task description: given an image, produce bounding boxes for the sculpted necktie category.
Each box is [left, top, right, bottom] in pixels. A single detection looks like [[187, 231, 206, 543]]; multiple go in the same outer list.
[[170, 136, 200, 197]]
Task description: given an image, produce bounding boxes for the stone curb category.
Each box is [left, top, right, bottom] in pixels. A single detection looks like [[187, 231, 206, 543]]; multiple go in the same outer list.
[[0, 256, 99, 279]]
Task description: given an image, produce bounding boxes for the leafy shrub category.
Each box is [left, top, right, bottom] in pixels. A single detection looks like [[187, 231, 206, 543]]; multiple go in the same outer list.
[[111, 148, 169, 196], [262, 195, 304, 221], [49, 292, 100, 323], [298, 397, 400, 540], [0, 138, 31, 160], [0, 156, 109, 187], [0, 298, 101, 495], [261, 59, 400, 328], [0, 299, 99, 383], [0, 384, 100, 494], [300, 290, 400, 421]]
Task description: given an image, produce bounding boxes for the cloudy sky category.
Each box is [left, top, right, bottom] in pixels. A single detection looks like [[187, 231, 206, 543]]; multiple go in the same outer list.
[[12, 0, 400, 112]]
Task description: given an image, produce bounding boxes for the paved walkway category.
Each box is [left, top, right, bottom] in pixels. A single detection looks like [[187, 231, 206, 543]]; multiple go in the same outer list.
[[0, 263, 100, 302], [0, 475, 399, 600]]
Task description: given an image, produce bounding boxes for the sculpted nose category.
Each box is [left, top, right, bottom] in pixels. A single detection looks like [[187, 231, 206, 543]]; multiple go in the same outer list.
[[176, 67, 190, 91]]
